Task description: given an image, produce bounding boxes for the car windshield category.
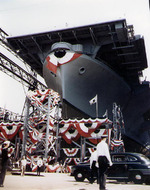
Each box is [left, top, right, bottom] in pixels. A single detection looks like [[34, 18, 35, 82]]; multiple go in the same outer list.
[[140, 155, 150, 164]]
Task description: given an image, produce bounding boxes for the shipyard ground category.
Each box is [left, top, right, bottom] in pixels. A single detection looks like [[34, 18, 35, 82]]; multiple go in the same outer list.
[[2, 172, 150, 190]]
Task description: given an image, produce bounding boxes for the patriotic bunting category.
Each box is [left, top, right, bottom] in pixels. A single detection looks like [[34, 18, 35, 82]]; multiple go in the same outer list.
[[66, 165, 72, 173], [26, 144, 36, 154], [88, 147, 96, 154], [0, 89, 124, 174], [59, 118, 112, 144], [32, 164, 38, 172], [0, 122, 23, 140], [46, 164, 60, 172], [64, 157, 81, 165], [111, 139, 125, 151], [29, 128, 44, 144], [62, 148, 79, 157]]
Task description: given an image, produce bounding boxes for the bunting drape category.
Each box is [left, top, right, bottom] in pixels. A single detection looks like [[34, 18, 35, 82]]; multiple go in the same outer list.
[[0, 122, 23, 140], [0, 89, 114, 172], [62, 148, 79, 157], [59, 118, 112, 144], [46, 164, 60, 172], [111, 139, 125, 151]]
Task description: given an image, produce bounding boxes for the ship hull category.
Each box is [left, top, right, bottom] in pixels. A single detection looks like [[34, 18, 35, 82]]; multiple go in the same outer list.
[[43, 43, 150, 152], [6, 19, 149, 154], [43, 52, 131, 119]]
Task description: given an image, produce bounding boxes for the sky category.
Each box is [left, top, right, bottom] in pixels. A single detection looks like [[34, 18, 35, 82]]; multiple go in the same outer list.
[[0, 0, 150, 114]]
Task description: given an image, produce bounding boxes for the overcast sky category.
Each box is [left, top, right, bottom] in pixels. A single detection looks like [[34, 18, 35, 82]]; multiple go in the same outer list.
[[0, 0, 150, 114]]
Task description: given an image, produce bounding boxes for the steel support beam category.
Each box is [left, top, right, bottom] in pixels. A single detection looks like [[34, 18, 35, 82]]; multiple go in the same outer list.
[[21, 98, 30, 158], [80, 136, 86, 162], [0, 29, 47, 90], [0, 52, 47, 90], [44, 94, 51, 158]]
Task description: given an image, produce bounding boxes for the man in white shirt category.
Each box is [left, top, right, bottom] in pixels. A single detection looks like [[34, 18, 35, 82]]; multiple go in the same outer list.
[[89, 148, 97, 183], [21, 156, 27, 176], [37, 157, 43, 176], [96, 135, 113, 190]]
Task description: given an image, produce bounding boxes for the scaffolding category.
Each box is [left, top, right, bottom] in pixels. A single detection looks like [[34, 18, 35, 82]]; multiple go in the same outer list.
[[112, 102, 125, 152], [20, 88, 113, 162]]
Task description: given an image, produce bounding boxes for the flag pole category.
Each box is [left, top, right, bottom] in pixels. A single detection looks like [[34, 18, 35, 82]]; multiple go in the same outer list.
[[89, 94, 98, 118], [96, 94, 98, 118]]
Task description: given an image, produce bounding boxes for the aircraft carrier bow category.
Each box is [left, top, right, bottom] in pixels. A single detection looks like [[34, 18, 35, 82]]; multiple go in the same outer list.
[[6, 19, 150, 153]]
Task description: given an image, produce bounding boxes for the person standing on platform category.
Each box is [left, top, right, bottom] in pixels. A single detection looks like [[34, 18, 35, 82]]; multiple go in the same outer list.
[[37, 157, 43, 176], [89, 147, 97, 183], [97, 135, 113, 190], [21, 156, 27, 176], [0, 141, 10, 187]]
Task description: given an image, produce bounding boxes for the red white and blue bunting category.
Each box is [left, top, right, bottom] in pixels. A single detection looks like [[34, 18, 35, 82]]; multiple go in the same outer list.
[[0, 122, 23, 140], [111, 139, 124, 150], [59, 118, 112, 144], [62, 148, 79, 157], [46, 163, 60, 173], [0, 89, 115, 173]]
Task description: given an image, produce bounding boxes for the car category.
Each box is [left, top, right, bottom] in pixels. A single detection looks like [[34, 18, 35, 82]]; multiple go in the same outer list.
[[70, 152, 150, 184]]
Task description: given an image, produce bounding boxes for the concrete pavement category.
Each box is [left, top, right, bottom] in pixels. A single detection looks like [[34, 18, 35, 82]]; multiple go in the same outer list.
[[2, 172, 150, 190]]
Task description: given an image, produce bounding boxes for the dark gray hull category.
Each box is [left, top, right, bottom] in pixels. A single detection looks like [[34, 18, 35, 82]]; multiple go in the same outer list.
[[43, 52, 131, 118], [43, 44, 150, 152]]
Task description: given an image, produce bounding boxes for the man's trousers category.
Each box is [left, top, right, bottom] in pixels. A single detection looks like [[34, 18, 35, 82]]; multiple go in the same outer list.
[[98, 156, 108, 190]]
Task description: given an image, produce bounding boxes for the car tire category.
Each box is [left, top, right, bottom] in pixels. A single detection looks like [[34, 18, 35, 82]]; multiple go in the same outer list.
[[129, 171, 144, 184], [145, 178, 150, 185], [74, 171, 85, 182]]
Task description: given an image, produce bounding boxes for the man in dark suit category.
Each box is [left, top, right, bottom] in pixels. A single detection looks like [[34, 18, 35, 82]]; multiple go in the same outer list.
[[0, 141, 10, 187]]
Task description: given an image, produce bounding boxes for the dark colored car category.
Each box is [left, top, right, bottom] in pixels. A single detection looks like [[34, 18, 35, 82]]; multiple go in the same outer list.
[[71, 152, 150, 184]]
